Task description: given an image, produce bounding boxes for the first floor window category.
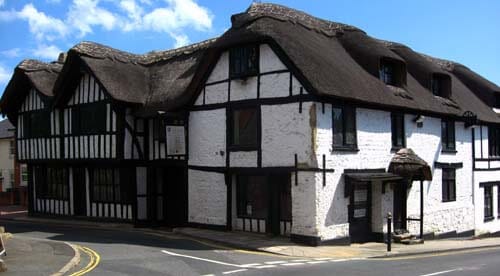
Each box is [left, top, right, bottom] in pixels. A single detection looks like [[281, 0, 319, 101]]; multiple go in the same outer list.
[[391, 113, 405, 149], [333, 106, 357, 149], [489, 126, 500, 157], [236, 175, 268, 219], [9, 140, 15, 156], [90, 168, 131, 203], [230, 107, 258, 149], [229, 45, 259, 78], [23, 111, 50, 138], [35, 166, 68, 199], [484, 186, 493, 220], [442, 168, 456, 202], [72, 103, 107, 135], [21, 166, 28, 183], [441, 120, 456, 151]]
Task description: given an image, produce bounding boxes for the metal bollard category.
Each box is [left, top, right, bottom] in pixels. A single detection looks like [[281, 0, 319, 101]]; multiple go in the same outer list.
[[387, 212, 392, 252]]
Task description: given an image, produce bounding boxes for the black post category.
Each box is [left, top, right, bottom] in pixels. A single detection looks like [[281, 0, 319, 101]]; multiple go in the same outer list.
[[420, 180, 424, 241], [387, 212, 392, 252]]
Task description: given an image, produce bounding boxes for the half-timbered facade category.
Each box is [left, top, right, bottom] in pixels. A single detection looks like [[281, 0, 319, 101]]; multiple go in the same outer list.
[[1, 3, 499, 245]]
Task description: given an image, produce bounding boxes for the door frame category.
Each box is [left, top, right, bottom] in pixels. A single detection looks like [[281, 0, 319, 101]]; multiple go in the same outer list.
[[348, 180, 372, 243]]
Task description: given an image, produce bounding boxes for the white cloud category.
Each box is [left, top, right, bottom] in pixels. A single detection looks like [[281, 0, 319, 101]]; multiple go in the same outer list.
[[31, 44, 62, 60], [0, 0, 4, 7], [17, 4, 68, 41], [1, 48, 21, 58], [67, 0, 119, 37], [119, 0, 144, 31], [46, 0, 61, 3], [170, 32, 189, 48], [0, 64, 11, 85]]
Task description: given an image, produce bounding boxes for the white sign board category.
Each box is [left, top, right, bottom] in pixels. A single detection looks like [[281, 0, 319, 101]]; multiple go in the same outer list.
[[166, 126, 185, 155]]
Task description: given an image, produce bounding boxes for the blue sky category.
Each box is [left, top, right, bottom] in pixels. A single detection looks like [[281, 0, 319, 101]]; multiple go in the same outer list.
[[0, 0, 499, 99]]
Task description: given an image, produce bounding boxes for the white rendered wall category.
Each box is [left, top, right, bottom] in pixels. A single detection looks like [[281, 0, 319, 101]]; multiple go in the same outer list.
[[474, 171, 500, 234], [188, 109, 226, 167], [314, 106, 474, 241], [188, 169, 227, 225]]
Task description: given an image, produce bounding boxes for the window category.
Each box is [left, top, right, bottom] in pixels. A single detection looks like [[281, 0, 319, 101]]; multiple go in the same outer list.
[[72, 103, 107, 135], [333, 106, 357, 149], [237, 175, 268, 219], [9, 170, 14, 187], [441, 120, 456, 152], [90, 168, 131, 203], [379, 59, 405, 87], [489, 126, 500, 157], [484, 186, 493, 220], [431, 74, 451, 98], [442, 168, 456, 202], [23, 111, 50, 138], [9, 140, 14, 157], [494, 93, 500, 109], [230, 108, 258, 149], [34, 166, 68, 200], [229, 45, 259, 78], [153, 118, 166, 142], [391, 113, 405, 149], [21, 166, 28, 183]]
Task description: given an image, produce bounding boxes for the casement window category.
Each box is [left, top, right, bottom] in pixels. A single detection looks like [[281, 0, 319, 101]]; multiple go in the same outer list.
[[9, 140, 14, 156], [332, 106, 357, 149], [229, 45, 259, 79], [489, 126, 500, 157], [90, 168, 131, 203], [23, 111, 50, 138], [379, 59, 405, 87], [484, 186, 493, 221], [441, 120, 456, 152], [230, 107, 258, 149], [442, 168, 456, 202], [431, 74, 451, 98], [34, 166, 68, 200], [153, 118, 166, 142], [391, 113, 405, 149], [72, 103, 107, 135], [21, 166, 28, 182], [236, 175, 268, 219]]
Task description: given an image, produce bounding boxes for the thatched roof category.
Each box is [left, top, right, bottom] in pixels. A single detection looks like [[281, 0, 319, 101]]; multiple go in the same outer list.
[[0, 59, 61, 121], [52, 39, 216, 111], [388, 148, 432, 181], [2, 3, 499, 124]]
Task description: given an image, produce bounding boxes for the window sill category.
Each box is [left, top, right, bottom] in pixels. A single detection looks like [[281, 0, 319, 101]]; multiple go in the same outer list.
[[442, 199, 456, 203], [484, 216, 495, 222], [228, 145, 259, 152], [441, 149, 457, 154], [230, 72, 259, 80], [332, 146, 359, 153]]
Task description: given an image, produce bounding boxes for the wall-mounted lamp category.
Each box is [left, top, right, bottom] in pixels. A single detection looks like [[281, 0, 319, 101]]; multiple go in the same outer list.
[[413, 115, 425, 128]]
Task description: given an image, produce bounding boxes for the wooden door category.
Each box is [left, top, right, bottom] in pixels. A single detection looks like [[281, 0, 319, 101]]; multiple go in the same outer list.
[[393, 181, 408, 231], [348, 181, 372, 243], [73, 167, 87, 216]]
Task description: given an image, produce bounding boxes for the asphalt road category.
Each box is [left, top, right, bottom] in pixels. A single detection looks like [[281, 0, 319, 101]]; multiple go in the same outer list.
[[1, 219, 500, 276]]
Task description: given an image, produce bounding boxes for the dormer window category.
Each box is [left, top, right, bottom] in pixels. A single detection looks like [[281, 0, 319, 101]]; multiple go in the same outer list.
[[494, 93, 500, 108], [379, 59, 405, 87], [431, 74, 452, 98], [229, 45, 259, 79]]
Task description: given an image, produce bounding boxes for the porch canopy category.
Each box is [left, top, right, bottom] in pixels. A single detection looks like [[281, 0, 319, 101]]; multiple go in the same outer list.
[[343, 169, 403, 197]]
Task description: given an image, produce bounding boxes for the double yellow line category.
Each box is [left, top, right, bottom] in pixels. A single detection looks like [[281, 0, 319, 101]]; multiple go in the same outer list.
[[69, 246, 100, 276]]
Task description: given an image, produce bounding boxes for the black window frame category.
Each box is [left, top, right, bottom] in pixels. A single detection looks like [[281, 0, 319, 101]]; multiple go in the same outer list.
[[391, 113, 406, 150], [441, 168, 456, 202], [229, 106, 259, 150], [484, 186, 493, 221], [332, 106, 357, 150], [90, 167, 132, 204], [72, 102, 107, 135], [23, 110, 51, 138], [153, 118, 166, 143], [441, 120, 456, 152], [34, 166, 69, 200], [379, 59, 405, 87], [489, 126, 500, 157], [229, 45, 259, 79], [431, 74, 452, 98]]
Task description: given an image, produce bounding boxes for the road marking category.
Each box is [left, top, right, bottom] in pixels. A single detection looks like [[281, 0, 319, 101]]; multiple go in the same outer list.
[[240, 263, 261, 267], [314, 258, 332, 261], [307, 260, 328, 264], [291, 259, 309, 262], [331, 259, 348, 262], [222, 269, 248, 274], [69, 246, 100, 276], [420, 268, 462, 276], [255, 265, 277, 269], [265, 261, 286, 264], [161, 250, 245, 268], [281, 262, 304, 266]]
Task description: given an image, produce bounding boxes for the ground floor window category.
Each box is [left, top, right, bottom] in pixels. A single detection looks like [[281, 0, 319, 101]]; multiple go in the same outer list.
[[90, 168, 132, 203], [237, 175, 268, 219], [442, 168, 456, 202], [34, 166, 68, 200], [484, 186, 493, 221], [280, 179, 292, 221]]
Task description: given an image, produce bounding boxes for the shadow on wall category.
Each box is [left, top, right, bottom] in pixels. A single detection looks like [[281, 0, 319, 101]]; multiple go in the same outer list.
[[324, 174, 348, 228]]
